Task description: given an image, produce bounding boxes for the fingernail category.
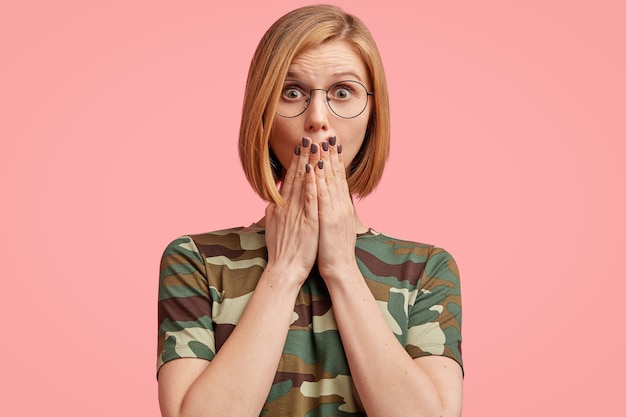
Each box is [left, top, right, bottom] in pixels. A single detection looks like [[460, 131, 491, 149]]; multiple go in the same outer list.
[[311, 143, 318, 154], [305, 164, 311, 173], [337, 144, 342, 154], [318, 160, 324, 169], [329, 136, 337, 146], [302, 137, 310, 147], [322, 142, 329, 152], [295, 145, 301, 155]]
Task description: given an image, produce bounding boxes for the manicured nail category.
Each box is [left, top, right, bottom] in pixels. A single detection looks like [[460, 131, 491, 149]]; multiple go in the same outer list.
[[295, 145, 301, 155], [305, 164, 311, 173], [318, 160, 324, 169], [329, 136, 337, 146], [302, 137, 310, 147], [337, 144, 342, 154], [321, 142, 329, 152], [311, 143, 318, 154]]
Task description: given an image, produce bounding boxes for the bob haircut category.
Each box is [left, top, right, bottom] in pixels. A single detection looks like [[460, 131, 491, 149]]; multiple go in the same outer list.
[[238, 4, 390, 204]]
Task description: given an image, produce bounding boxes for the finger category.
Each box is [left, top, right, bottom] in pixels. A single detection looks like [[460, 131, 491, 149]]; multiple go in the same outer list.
[[331, 140, 349, 196], [308, 141, 321, 168], [299, 141, 319, 205], [303, 163, 319, 222], [315, 159, 332, 212], [319, 141, 339, 203], [280, 137, 312, 201], [321, 140, 331, 171], [328, 136, 345, 178], [278, 145, 300, 199]]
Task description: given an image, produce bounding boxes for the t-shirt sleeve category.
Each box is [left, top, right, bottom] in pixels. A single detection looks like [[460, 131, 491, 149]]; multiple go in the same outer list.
[[157, 236, 216, 375], [406, 247, 463, 372]]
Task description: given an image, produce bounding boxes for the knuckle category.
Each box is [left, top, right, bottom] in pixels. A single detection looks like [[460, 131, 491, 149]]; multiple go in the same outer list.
[[284, 172, 296, 184], [294, 170, 305, 181]]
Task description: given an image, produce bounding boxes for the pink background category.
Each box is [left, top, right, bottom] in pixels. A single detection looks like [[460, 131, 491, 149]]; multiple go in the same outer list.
[[1, 0, 624, 415]]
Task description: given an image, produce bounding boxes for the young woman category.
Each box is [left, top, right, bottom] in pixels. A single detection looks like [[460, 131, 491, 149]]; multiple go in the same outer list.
[[157, 5, 463, 417]]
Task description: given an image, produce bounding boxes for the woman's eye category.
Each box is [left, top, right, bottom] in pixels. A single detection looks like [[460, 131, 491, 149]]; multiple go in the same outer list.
[[283, 88, 304, 100], [332, 86, 352, 99]]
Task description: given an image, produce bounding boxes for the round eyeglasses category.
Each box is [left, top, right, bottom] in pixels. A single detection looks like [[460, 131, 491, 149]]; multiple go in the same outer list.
[[276, 80, 374, 119]]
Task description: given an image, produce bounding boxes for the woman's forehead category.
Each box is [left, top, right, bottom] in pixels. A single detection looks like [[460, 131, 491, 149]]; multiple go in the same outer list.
[[287, 40, 369, 84]]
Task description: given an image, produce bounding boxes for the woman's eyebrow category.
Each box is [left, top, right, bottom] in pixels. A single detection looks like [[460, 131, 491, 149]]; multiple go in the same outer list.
[[332, 71, 363, 81], [284, 71, 364, 82]]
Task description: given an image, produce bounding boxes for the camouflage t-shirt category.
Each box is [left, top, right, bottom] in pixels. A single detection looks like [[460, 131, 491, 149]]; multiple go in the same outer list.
[[157, 224, 462, 416]]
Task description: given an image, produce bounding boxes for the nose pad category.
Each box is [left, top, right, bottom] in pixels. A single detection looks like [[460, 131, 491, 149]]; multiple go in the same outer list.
[[307, 89, 330, 111]]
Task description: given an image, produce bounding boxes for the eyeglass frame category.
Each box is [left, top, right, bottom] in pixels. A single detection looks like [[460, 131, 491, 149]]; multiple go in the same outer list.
[[276, 79, 374, 119]]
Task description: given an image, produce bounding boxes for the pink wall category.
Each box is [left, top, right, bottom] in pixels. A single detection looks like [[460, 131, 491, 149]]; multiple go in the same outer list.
[[1, 0, 624, 415]]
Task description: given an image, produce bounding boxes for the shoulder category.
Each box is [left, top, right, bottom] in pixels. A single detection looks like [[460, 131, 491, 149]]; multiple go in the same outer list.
[[357, 228, 454, 263], [357, 229, 459, 284], [162, 225, 266, 258]]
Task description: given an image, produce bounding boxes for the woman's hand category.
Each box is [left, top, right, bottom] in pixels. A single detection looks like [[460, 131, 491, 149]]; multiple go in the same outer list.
[[264, 137, 321, 285], [314, 136, 360, 282], [265, 135, 358, 285]]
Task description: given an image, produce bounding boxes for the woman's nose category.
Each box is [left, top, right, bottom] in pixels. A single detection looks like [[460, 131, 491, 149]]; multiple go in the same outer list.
[[304, 90, 330, 131]]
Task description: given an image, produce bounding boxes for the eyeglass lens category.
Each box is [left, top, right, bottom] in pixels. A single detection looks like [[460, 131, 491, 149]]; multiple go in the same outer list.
[[277, 80, 371, 119]]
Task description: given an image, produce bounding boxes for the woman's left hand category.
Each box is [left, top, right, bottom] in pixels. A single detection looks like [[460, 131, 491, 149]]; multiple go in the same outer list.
[[315, 136, 360, 283]]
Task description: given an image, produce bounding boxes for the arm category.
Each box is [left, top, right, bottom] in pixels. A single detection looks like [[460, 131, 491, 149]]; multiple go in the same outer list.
[[158, 140, 321, 417], [159, 269, 302, 417], [315, 140, 463, 417], [325, 269, 463, 417]]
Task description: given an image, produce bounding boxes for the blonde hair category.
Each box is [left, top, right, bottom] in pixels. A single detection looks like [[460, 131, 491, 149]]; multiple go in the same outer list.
[[238, 4, 390, 203]]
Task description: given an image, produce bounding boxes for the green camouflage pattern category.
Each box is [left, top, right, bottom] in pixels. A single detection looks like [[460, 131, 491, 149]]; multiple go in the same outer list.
[[158, 224, 462, 416]]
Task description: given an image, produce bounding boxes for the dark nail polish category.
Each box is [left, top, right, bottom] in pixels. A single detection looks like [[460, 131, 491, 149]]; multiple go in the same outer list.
[[305, 164, 311, 174], [322, 142, 329, 152], [337, 144, 342, 154], [295, 145, 301, 155], [329, 136, 337, 146], [302, 137, 310, 147], [311, 143, 318, 154], [318, 160, 324, 169]]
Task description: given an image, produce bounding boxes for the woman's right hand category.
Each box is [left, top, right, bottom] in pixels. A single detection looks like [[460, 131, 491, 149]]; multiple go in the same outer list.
[[264, 137, 320, 285]]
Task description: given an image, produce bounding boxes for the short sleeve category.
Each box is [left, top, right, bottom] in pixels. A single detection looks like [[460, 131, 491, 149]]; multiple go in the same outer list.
[[406, 247, 463, 371], [157, 236, 216, 375]]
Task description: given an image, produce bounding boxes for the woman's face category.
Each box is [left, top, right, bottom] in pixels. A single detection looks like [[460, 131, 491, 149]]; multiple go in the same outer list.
[[270, 39, 372, 175]]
